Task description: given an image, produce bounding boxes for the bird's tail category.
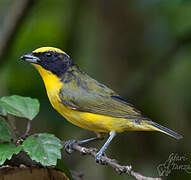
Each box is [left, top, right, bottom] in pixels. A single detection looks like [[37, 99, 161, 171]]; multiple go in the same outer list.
[[140, 120, 183, 139]]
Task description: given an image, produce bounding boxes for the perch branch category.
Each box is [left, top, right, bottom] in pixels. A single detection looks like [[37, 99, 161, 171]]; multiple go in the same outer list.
[[63, 141, 161, 180]]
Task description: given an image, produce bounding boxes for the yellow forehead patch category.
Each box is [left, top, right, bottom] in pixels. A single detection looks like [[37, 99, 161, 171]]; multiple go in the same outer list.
[[32, 47, 67, 54]]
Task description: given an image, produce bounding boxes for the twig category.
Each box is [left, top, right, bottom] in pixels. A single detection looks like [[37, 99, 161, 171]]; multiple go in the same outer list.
[[0, 0, 35, 65], [62, 141, 161, 180], [15, 120, 31, 146], [24, 119, 31, 137]]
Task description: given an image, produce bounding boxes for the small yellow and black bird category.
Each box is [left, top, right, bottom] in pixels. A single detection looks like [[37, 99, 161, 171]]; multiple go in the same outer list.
[[21, 47, 183, 163]]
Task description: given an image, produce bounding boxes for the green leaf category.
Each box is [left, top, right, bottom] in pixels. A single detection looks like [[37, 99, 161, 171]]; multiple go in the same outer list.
[[22, 133, 62, 166], [0, 95, 40, 120], [55, 159, 73, 180], [0, 143, 22, 165], [0, 118, 12, 141]]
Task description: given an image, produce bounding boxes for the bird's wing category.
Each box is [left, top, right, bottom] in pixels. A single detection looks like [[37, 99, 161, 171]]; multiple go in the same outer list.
[[59, 74, 142, 119]]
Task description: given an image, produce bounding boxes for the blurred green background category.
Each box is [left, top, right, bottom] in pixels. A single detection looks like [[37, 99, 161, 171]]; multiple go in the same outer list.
[[0, 0, 191, 179]]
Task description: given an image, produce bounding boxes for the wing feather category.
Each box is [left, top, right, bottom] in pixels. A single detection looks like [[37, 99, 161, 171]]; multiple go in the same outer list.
[[59, 71, 142, 119]]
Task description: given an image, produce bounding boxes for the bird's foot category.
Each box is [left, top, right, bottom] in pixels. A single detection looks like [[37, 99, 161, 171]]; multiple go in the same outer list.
[[95, 152, 107, 165], [64, 139, 77, 154]]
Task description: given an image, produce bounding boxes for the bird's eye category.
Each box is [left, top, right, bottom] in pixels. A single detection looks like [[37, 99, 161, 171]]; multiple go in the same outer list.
[[45, 52, 52, 57]]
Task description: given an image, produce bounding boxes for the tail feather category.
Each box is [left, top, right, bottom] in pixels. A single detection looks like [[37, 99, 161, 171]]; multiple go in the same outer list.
[[145, 121, 183, 139]]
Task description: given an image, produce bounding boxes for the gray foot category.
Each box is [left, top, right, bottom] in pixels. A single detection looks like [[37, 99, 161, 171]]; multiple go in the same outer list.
[[64, 139, 77, 154], [95, 152, 107, 165]]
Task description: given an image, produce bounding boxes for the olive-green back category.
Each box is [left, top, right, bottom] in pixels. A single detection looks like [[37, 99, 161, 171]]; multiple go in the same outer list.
[[59, 65, 143, 119]]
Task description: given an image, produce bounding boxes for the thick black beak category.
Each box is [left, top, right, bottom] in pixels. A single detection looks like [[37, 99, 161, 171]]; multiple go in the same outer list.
[[20, 53, 40, 64]]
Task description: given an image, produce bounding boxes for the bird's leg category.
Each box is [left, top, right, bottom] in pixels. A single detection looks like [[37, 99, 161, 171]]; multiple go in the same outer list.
[[95, 131, 116, 164], [78, 137, 101, 144], [64, 136, 103, 154]]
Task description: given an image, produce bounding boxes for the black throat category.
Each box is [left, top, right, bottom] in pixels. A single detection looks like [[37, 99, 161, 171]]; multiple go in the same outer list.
[[37, 53, 74, 77]]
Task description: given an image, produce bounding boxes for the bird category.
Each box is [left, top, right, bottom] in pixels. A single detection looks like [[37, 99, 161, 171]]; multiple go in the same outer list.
[[20, 47, 183, 163]]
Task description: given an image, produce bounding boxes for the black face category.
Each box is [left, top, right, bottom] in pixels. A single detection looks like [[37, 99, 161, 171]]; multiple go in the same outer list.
[[22, 51, 74, 77]]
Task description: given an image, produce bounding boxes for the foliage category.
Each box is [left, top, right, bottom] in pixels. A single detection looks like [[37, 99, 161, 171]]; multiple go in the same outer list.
[[0, 95, 39, 120], [0, 95, 68, 175], [0, 143, 22, 164], [22, 133, 62, 166]]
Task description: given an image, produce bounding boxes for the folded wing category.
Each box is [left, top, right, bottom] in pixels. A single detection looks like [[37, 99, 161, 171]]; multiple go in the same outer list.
[[59, 73, 143, 119]]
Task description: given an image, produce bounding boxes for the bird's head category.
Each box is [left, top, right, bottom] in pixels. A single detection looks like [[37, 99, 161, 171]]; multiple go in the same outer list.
[[21, 47, 73, 76]]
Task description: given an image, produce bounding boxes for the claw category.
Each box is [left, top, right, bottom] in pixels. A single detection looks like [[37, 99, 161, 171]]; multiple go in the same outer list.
[[95, 152, 107, 165], [64, 139, 77, 154]]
